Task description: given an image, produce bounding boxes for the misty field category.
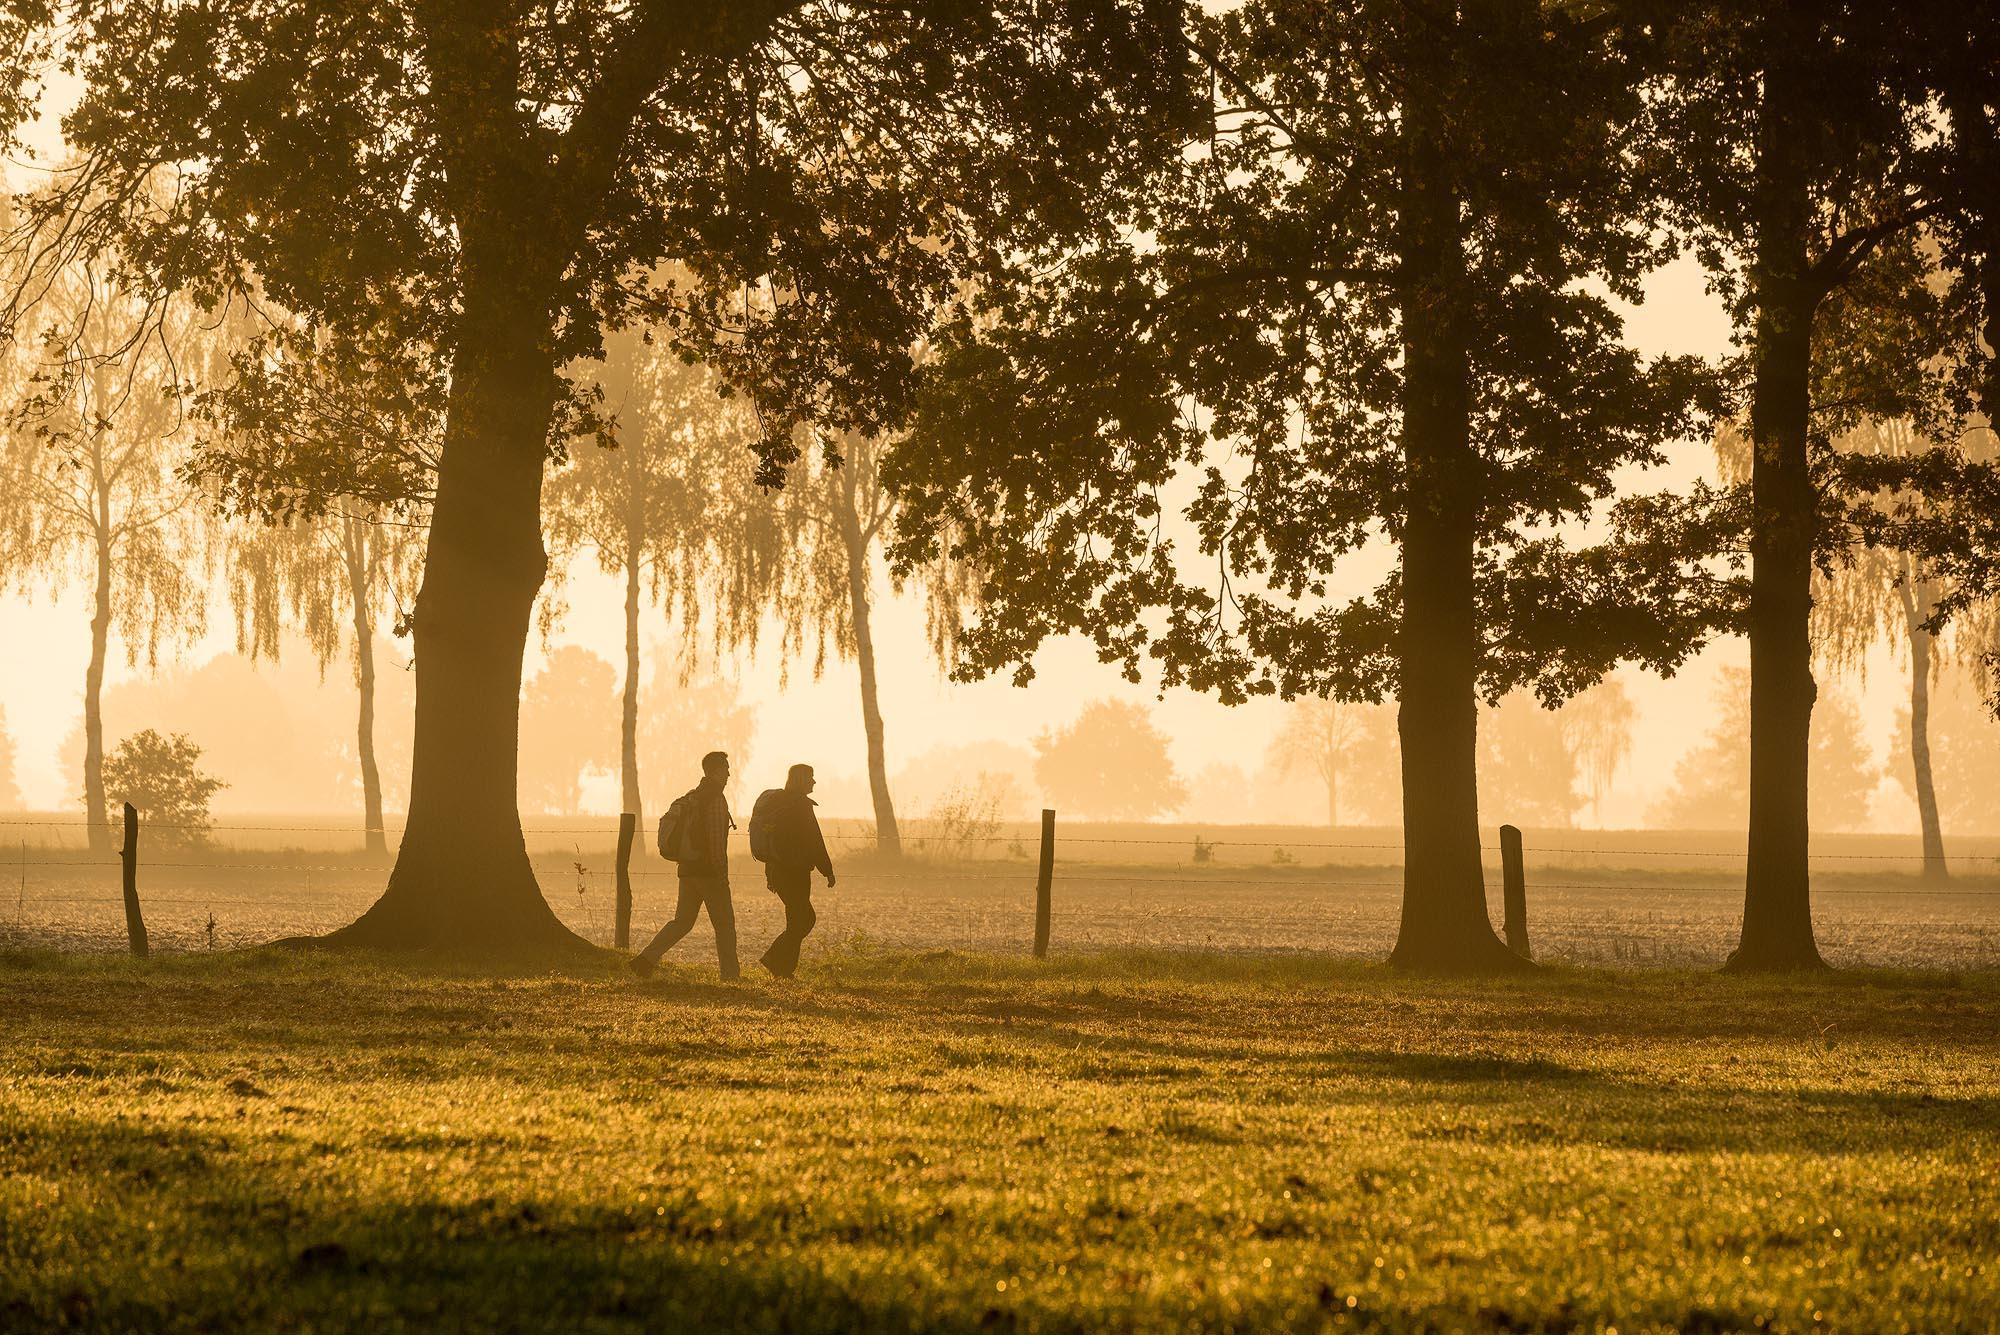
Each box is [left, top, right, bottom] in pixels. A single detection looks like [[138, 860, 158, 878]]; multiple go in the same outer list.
[[2, 948, 1997, 1333], [4, 817, 2000, 969]]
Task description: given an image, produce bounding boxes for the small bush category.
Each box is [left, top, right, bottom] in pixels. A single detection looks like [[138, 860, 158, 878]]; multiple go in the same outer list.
[[914, 772, 1013, 860], [101, 729, 226, 847]]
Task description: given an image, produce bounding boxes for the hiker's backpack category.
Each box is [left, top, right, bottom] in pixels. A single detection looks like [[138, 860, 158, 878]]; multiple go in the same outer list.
[[656, 792, 695, 862], [747, 789, 787, 863]]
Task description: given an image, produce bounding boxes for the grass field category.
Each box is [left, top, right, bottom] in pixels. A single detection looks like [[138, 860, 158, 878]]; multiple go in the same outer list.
[[3, 947, 1997, 1332]]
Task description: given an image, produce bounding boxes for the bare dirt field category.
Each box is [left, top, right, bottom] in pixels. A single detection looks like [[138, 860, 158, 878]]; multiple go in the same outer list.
[[5, 816, 1997, 969]]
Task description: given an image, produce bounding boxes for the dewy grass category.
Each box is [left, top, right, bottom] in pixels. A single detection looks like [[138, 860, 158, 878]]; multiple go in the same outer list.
[[2, 948, 1995, 1332]]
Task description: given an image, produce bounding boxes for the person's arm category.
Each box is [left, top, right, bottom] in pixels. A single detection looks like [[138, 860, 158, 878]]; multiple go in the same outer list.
[[713, 797, 734, 871], [807, 809, 834, 883]]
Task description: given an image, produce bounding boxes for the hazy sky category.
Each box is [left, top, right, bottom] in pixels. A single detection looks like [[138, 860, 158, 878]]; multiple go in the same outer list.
[[0, 72, 1928, 829]]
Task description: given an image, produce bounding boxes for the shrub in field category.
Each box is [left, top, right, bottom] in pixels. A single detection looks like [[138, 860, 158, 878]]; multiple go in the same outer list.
[[914, 773, 1013, 861], [100, 729, 226, 846]]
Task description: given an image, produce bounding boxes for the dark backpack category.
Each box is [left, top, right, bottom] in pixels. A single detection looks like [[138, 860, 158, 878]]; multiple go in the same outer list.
[[656, 792, 695, 862], [747, 788, 787, 863]]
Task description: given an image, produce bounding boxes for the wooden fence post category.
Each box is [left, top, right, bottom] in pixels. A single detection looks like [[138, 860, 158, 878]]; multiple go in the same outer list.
[[615, 812, 637, 950], [120, 802, 148, 959], [1500, 823, 1529, 959], [1033, 808, 1055, 959]]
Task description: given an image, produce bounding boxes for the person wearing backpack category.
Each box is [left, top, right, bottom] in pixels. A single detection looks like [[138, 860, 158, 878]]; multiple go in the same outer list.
[[749, 763, 835, 979], [631, 750, 739, 981]]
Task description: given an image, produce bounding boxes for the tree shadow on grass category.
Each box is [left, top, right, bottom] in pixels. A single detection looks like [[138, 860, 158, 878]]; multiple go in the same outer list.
[[7, 1111, 1973, 1335], [812, 955, 2000, 1059], [1, 1116, 1081, 1335], [254, 938, 627, 978], [912, 1011, 1997, 1157], [8, 1061, 1998, 1335], [10, 950, 1999, 1168]]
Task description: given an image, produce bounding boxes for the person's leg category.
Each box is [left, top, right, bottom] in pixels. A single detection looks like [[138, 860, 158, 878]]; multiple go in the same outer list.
[[796, 889, 817, 952], [759, 871, 810, 977], [704, 877, 739, 981], [637, 878, 703, 965], [757, 868, 789, 975]]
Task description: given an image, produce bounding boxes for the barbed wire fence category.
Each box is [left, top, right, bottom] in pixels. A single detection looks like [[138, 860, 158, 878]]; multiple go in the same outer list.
[[5, 812, 2000, 966]]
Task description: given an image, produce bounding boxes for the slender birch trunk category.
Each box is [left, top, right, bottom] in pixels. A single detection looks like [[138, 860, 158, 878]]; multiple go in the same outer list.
[[621, 533, 643, 821], [84, 527, 112, 854], [843, 530, 901, 858], [1897, 566, 1947, 881], [342, 518, 388, 856]]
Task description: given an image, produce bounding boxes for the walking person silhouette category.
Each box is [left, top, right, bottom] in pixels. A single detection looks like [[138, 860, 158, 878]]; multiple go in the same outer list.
[[748, 764, 835, 979], [631, 751, 738, 980]]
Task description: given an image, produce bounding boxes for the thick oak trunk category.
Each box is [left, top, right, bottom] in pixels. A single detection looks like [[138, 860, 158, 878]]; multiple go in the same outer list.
[[343, 519, 388, 857], [1388, 48, 1523, 974], [1728, 39, 1827, 972], [319, 0, 802, 952], [331, 259, 586, 955]]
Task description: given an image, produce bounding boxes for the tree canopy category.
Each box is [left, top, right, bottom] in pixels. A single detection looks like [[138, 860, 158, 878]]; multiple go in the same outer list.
[[894, 2, 1718, 703], [890, 0, 1721, 969], [0, 0, 1197, 951]]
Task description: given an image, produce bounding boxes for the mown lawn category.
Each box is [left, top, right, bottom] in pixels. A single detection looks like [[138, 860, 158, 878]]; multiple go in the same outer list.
[[1, 947, 1995, 1333]]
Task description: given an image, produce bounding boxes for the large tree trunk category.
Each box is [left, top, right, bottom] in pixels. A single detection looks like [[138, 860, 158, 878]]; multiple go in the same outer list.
[[1387, 40, 1523, 974], [1898, 572, 1948, 881], [83, 530, 112, 854], [321, 1, 798, 952], [842, 526, 901, 857], [331, 246, 586, 954], [1728, 32, 1827, 972], [343, 518, 388, 857]]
